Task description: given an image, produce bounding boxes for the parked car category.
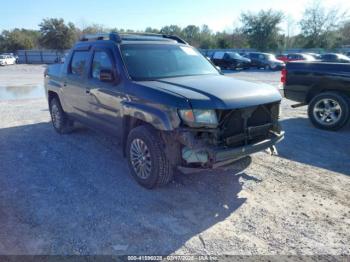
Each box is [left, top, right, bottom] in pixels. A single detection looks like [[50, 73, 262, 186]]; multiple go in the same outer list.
[[305, 52, 322, 60], [320, 53, 350, 63], [0, 54, 16, 65], [246, 52, 285, 70], [282, 62, 350, 130], [44, 33, 284, 188], [277, 53, 316, 63], [211, 51, 251, 70], [2, 53, 19, 63]]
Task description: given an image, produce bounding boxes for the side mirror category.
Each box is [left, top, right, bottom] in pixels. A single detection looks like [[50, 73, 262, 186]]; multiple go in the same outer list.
[[99, 69, 115, 82]]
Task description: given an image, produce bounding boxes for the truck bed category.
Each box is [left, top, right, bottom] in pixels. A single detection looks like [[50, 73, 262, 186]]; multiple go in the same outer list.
[[284, 62, 350, 103]]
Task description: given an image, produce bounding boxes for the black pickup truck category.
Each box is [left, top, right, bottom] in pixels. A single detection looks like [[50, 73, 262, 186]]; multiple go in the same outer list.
[[283, 62, 350, 130], [45, 33, 284, 188]]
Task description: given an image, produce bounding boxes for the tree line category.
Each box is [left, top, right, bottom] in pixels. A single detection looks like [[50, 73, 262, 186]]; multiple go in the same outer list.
[[0, 2, 349, 53]]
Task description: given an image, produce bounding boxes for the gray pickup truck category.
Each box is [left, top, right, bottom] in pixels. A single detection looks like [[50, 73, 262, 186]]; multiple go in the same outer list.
[[45, 33, 284, 188]]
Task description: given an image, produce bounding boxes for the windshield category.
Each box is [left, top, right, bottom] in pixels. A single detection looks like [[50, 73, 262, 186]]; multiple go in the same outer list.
[[228, 52, 243, 59], [267, 54, 278, 61], [120, 44, 219, 80], [303, 54, 316, 61], [338, 54, 350, 60]]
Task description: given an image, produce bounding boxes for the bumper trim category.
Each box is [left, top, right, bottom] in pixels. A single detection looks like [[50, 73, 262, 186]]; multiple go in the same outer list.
[[212, 131, 285, 165]]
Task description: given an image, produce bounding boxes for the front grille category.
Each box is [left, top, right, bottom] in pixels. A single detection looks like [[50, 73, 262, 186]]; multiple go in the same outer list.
[[216, 102, 279, 147]]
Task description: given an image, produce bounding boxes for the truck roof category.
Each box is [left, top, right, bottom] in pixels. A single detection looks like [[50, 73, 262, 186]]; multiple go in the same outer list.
[[79, 32, 188, 45]]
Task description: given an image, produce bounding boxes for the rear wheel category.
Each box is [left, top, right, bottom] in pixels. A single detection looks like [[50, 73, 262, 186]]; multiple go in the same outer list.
[[308, 92, 350, 131], [126, 125, 174, 189], [264, 64, 271, 70], [49, 97, 74, 134]]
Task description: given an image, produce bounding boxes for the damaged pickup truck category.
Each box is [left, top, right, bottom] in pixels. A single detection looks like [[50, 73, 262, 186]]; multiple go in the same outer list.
[[45, 33, 284, 188]]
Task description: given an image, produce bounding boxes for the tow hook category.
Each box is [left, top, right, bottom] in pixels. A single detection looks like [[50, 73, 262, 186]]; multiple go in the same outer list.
[[267, 145, 278, 156]]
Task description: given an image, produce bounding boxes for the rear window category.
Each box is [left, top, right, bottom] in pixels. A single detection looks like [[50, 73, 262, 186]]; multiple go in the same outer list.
[[70, 51, 90, 76]]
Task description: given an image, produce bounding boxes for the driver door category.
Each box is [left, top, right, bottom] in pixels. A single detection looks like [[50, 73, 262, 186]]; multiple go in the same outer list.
[[86, 47, 124, 137]]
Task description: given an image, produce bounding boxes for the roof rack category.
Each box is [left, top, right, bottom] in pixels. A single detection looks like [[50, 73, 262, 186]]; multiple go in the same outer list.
[[79, 32, 188, 45], [80, 33, 121, 42]]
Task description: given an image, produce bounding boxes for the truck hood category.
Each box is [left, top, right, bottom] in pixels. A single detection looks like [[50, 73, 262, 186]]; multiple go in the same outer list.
[[137, 75, 282, 109]]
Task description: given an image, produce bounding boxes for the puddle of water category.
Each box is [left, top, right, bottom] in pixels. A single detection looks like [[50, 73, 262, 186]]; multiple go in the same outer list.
[[0, 84, 45, 101]]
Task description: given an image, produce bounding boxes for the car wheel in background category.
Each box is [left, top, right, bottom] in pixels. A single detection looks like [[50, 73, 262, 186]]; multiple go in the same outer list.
[[308, 92, 350, 131], [49, 97, 74, 134], [126, 125, 174, 189], [230, 65, 237, 70]]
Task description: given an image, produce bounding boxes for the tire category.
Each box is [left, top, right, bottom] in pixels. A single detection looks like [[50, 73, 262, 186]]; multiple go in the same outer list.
[[49, 97, 74, 134], [126, 125, 174, 189], [308, 92, 350, 131]]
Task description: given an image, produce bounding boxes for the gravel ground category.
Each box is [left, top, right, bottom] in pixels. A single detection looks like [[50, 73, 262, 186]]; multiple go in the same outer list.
[[0, 65, 349, 256]]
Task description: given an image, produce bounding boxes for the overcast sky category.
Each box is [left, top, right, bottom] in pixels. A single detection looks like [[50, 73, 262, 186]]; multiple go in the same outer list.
[[1, 0, 349, 34]]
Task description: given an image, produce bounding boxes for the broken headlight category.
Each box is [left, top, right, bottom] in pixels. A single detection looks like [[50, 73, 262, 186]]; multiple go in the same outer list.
[[179, 109, 218, 127]]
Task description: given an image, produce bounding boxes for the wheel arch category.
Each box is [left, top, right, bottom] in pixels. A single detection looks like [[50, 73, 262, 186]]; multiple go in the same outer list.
[[47, 90, 59, 104], [306, 87, 350, 104], [121, 101, 180, 138]]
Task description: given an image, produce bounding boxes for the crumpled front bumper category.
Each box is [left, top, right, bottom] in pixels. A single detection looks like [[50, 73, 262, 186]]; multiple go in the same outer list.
[[210, 131, 284, 168], [177, 129, 284, 169]]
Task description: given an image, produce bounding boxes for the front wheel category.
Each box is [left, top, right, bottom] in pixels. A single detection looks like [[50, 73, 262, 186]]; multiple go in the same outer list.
[[49, 97, 74, 134], [308, 92, 350, 131], [126, 125, 174, 189]]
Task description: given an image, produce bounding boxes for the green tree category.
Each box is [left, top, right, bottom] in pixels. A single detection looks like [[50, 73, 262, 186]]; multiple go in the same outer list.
[[0, 29, 39, 52], [230, 28, 249, 48], [39, 18, 77, 50], [215, 32, 232, 48], [338, 21, 350, 46], [198, 25, 215, 49], [145, 27, 160, 33], [182, 25, 200, 46], [160, 25, 182, 36], [81, 24, 108, 34], [299, 1, 346, 48], [240, 9, 283, 51]]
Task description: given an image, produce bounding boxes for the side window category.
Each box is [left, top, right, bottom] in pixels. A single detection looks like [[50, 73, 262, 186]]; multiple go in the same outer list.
[[70, 51, 89, 76], [92, 51, 113, 79], [258, 54, 265, 60], [323, 55, 331, 60]]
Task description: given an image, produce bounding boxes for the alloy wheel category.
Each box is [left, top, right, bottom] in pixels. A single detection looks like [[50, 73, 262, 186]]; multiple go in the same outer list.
[[129, 138, 152, 179], [313, 98, 342, 125], [51, 103, 62, 129]]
